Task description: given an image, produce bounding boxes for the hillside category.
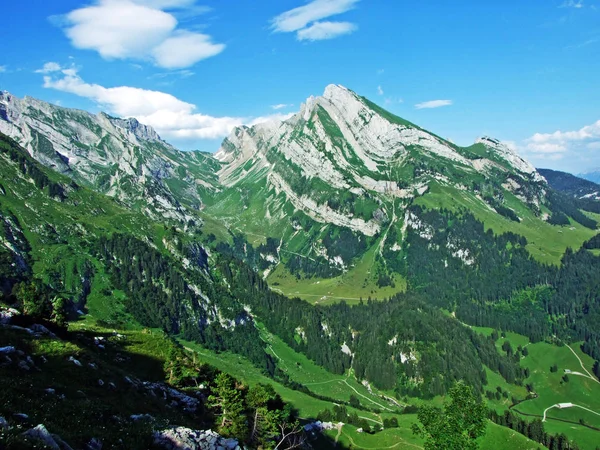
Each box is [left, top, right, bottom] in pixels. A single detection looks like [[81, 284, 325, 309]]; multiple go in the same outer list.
[[0, 91, 221, 224], [2, 84, 600, 449], [209, 85, 597, 300], [538, 168, 600, 200], [579, 169, 600, 185]]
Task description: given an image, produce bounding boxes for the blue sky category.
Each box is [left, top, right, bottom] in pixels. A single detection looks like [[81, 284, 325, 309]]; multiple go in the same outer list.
[[1, 0, 599, 173]]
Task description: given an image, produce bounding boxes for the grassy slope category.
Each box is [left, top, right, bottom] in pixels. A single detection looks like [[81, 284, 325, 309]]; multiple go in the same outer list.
[[181, 322, 545, 450], [416, 183, 599, 265], [0, 318, 206, 449], [268, 247, 407, 305], [471, 327, 600, 449]]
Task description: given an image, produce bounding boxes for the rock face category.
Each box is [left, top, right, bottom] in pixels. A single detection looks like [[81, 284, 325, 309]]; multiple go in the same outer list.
[[210, 84, 548, 274], [22, 424, 73, 450], [0, 91, 221, 223], [153, 427, 241, 450], [215, 86, 546, 234]]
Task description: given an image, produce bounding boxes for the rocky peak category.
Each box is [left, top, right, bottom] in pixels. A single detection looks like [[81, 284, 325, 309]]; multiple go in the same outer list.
[[108, 115, 164, 143], [476, 136, 544, 181]]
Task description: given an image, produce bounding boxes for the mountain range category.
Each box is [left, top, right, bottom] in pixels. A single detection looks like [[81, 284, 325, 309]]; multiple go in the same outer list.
[[1, 85, 600, 450]]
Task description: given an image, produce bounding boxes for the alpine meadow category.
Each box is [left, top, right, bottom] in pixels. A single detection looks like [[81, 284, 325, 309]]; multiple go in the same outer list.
[[1, 1, 600, 449]]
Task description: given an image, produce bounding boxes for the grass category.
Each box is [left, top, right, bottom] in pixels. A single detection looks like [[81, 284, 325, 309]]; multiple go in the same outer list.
[[416, 182, 598, 265], [258, 323, 400, 411], [0, 319, 205, 449], [471, 326, 600, 449], [268, 242, 407, 305], [514, 341, 600, 449], [478, 421, 544, 450]]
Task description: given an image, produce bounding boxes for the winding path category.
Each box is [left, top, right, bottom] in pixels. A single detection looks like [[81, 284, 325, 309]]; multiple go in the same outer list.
[[303, 377, 394, 411], [542, 403, 600, 422], [565, 343, 600, 384]]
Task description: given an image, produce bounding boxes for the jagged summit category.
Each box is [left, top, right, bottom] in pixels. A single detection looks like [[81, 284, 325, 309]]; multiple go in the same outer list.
[[211, 84, 548, 249], [217, 84, 544, 188], [0, 91, 220, 222], [475, 136, 542, 181]]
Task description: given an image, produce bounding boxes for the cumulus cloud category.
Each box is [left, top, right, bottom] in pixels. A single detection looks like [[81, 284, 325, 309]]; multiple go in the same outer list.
[[152, 31, 225, 69], [415, 99, 453, 109], [272, 0, 359, 41], [60, 0, 224, 69], [42, 68, 292, 141], [130, 0, 196, 8], [35, 62, 63, 74], [525, 119, 600, 157]]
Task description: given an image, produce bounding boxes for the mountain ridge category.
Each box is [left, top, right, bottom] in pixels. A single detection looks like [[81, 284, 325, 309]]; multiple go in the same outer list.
[[0, 91, 221, 223]]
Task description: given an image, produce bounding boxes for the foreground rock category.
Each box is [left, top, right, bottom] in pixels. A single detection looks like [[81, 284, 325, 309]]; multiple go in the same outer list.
[[153, 427, 241, 450]]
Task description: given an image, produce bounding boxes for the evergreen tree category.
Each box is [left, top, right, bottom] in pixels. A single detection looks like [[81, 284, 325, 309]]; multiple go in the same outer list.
[[412, 382, 487, 450]]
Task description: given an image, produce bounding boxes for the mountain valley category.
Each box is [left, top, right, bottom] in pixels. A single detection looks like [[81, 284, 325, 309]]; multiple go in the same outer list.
[[1, 86, 600, 449]]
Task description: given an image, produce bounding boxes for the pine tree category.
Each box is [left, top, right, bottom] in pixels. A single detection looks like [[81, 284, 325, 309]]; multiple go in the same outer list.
[[412, 382, 487, 450]]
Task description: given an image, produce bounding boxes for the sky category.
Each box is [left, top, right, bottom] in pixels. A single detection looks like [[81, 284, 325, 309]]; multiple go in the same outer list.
[[0, 0, 599, 174]]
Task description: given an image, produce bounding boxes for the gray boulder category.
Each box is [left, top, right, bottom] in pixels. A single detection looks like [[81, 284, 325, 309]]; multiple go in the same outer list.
[[23, 424, 61, 450], [153, 427, 241, 450]]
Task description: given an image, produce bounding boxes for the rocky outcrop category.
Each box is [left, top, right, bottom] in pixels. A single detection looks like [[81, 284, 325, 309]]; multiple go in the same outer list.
[[0, 91, 218, 223], [153, 427, 241, 450], [22, 424, 74, 450], [215, 85, 547, 243]]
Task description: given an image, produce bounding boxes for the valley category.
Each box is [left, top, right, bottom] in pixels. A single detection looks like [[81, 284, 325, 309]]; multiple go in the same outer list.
[[1, 85, 600, 449]]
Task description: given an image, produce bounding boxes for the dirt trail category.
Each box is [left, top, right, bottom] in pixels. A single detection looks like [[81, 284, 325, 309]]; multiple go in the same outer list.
[[565, 343, 600, 384], [303, 377, 394, 411]]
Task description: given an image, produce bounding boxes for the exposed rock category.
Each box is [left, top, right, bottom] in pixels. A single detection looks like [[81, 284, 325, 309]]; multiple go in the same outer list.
[[0, 346, 16, 354], [153, 427, 241, 450], [0, 416, 8, 430], [0, 91, 216, 224], [86, 437, 103, 450], [68, 356, 82, 367], [30, 323, 57, 337], [0, 307, 20, 325], [22, 424, 60, 450]]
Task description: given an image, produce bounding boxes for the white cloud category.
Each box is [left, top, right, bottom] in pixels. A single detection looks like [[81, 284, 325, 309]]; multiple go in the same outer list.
[[529, 120, 600, 144], [526, 142, 567, 154], [297, 21, 357, 41], [377, 69, 385, 75], [524, 119, 600, 158], [272, 0, 359, 41], [415, 99, 453, 109], [377, 85, 384, 96], [60, 0, 224, 69], [35, 62, 63, 74], [152, 31, 224, 69], [130, 0, 196, 8], [42, 69, 292, 141], [0, 65, 6, 73], [271, 104, 292, 110]]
